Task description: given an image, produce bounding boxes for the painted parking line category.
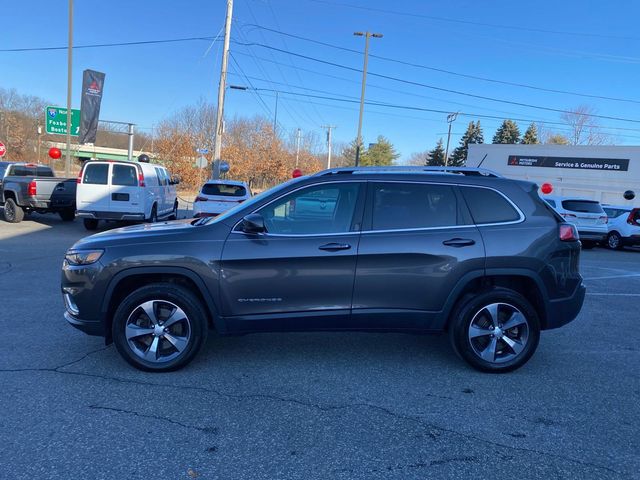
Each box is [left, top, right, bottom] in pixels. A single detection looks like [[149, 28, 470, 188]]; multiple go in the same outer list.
[[587, 293, 640, 296], [583, 273, 640, 281]]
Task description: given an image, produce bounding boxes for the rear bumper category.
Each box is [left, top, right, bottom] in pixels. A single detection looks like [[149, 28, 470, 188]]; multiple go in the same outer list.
[[544, 282, 586, 330], [623, 234, 640, 246], [578, 230, 607, 242], [77, 210, 145, 221]]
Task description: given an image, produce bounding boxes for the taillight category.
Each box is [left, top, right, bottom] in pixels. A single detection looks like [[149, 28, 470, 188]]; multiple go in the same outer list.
[[599, 215, 608, 224], [194, 196, 207, 202], [559, 223, 579, 241], [627, 210, 640, 226], [76, 168, 83, 184], [27, 181, 37, 196], [138, 172, 145, 187]]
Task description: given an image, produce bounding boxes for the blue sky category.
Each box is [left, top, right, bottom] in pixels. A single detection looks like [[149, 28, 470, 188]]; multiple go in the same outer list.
[[4, 0, 640, 161]]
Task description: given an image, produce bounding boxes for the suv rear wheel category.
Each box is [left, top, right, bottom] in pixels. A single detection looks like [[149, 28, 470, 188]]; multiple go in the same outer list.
[[607, 232, 622, 250], [83, 218, 99, 231], [449, 288, 540, 373], [112, 283, 208, 372]]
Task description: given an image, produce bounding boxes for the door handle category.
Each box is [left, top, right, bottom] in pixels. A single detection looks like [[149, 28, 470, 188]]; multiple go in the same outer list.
[[442, 238, 476, 247], [319, 243, 351, 251]]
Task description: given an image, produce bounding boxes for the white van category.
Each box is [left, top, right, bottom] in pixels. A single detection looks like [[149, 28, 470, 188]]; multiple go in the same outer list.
[[76, 160, 179, 230]]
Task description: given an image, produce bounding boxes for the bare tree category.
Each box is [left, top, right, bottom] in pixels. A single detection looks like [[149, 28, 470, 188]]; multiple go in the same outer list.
[[560, 105, 610, 145]]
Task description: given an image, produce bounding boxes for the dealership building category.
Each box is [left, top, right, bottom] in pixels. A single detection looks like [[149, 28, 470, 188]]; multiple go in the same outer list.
[[467, 144, 639, 206]]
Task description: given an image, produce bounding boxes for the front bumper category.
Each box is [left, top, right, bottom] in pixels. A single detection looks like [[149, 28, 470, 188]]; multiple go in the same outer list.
[[64, 311, 105, 336], [77, 210, 145, 221], [545, 282, 586, 330]]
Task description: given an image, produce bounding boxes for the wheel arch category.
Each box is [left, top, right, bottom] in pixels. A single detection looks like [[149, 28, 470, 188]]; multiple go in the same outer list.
[[442, 269, 549, 330], [101, 266, 223, 343]]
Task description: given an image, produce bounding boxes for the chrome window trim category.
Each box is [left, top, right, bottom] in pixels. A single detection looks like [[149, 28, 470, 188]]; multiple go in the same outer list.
[[230, 179, 525, 237]]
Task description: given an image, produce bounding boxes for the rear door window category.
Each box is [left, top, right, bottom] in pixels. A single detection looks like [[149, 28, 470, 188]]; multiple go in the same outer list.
[[460, 186, 521, 224], [561, 200, 603, 214], [112, 164, 138, 186], [370, 182, 461, 230], [83, 163, 109, 185]]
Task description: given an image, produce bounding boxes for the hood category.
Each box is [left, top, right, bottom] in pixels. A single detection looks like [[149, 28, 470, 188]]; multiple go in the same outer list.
[[72, 218, 207, 249]]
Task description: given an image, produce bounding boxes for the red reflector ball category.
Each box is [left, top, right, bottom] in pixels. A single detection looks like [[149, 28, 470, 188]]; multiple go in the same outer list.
[[292, 168, 303, 178], [541, 183, 553, 194], [48, 147, 62, 159]]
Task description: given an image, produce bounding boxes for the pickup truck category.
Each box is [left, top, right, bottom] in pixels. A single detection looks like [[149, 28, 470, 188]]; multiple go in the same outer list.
[[0, 161, 77, 223]]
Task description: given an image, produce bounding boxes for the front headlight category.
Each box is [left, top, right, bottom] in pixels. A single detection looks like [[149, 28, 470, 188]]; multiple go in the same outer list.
[[65, 249, 104, 266]]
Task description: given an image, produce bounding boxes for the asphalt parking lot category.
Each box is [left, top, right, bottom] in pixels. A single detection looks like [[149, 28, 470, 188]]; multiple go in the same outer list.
[[1, 211, 638, 480]]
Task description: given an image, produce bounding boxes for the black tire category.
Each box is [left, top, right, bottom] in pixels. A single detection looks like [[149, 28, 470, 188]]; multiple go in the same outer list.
[[581, 241, 595, 250], [83, 218, 99, 231], [59, 209, 76, 222], [112, 283, 208, 372], [168, 201, 178, 220], [148, 204, 158, 223], [3, 198, 24, 223], [448, 288, 541, 373], [607, 232, 622, 250]]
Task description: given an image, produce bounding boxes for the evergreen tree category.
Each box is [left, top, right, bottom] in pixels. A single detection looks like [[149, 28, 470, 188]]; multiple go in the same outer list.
[[492, 119, 520, 144], [361, 135, 399, 166], [340, 138, 366, 165], [521, 123, 540, 144], [450, 121, 484, 166], [427, 138, 446, 166]]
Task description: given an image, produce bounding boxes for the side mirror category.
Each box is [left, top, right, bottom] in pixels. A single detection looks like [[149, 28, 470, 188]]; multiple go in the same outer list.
[[241, 213, 266, 234], [171, 175, 180, 185]]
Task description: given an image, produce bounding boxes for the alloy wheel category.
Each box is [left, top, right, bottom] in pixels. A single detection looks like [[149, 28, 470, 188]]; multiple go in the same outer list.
[[125, 300, 192, 363], [467, 302, 530, 364]]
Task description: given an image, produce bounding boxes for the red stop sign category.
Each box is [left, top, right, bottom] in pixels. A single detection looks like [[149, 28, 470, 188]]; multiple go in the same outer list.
[[0, 142, 6, 158]]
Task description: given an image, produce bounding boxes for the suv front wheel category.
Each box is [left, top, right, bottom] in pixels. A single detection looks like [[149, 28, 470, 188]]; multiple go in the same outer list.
[[449, 288, 540, 373], [112, 283, 208, 371]]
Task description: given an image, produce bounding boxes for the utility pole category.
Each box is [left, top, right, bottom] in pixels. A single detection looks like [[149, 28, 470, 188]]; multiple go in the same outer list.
[[127, 123, 134, 161], [212, 0, 233, 180], [322, 125, 336, 169], [295, 128, 301, 167], [353, 31, 382, 167], [444, 112, 458, 168], [65, 0, 73, 176]]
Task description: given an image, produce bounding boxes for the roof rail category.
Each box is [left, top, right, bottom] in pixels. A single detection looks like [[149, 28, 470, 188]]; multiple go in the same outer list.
[[314, 166, 503, 178]]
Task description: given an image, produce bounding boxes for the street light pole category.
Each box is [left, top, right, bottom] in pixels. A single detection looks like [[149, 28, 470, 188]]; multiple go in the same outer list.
[[444, 112, 458, 168], [212, 0, 234, 180], [354, 31, 382, 167], [322, 125, 336, 169], [65, 0, 73, 176]]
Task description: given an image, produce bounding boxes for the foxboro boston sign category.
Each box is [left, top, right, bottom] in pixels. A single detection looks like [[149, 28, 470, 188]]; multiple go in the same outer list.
[[79, 70, 106, 144], [508, 155, 629, 172]]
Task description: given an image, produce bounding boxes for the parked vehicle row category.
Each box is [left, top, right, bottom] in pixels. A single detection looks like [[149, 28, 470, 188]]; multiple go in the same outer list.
[[1, 159, 180, 230], [542, 194, 639, 250], [62, 167, 586, 373]]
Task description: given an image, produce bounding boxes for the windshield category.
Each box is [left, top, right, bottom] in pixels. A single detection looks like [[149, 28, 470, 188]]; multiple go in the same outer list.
[[201, 177, 305, 225]]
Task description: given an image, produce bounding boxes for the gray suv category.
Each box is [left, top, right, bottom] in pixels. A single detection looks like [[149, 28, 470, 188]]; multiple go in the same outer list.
[[61, 167, 586, 373]]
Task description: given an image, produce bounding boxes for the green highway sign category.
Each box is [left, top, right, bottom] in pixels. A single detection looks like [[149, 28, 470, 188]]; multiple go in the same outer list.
[[45, 106, 80, 136]]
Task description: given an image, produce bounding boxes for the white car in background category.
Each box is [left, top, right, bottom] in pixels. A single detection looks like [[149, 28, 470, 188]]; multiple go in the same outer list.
[[602, 205, 640, 250], [542, 196, 608, 248], [76, 160, 179, 230], [193, 180, 251, 218]]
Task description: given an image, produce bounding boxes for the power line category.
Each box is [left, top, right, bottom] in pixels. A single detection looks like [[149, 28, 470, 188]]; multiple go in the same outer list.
[[305, 0, 640, 41], [242, 23, 640, 106], [232, 40, 640, 125], [0, 36, 216, 52]]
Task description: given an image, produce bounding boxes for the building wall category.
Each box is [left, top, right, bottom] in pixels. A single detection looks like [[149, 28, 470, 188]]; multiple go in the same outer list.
[[467, 144, 640, 206]]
